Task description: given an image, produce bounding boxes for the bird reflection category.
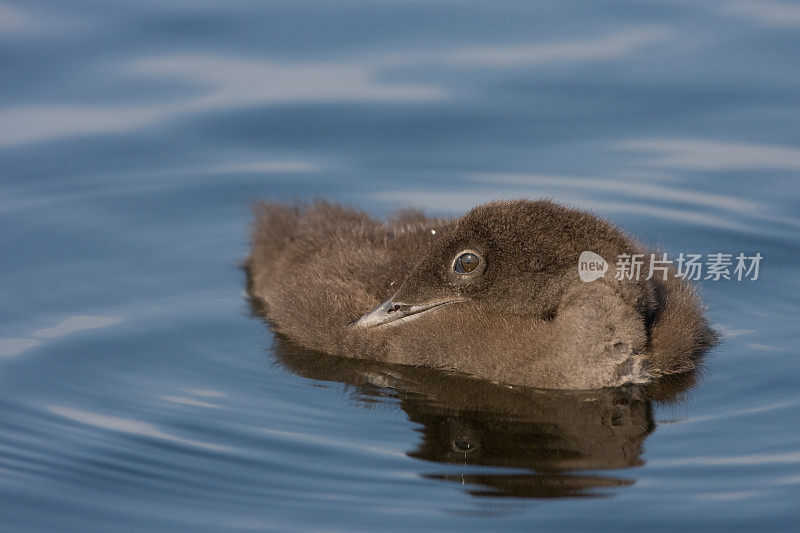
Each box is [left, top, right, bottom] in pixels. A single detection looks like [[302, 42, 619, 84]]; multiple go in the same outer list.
[[267, 329, 696, 499]]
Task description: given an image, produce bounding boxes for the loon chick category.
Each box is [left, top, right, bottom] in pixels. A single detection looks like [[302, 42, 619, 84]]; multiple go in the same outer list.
[[245, 199, 715, 389]]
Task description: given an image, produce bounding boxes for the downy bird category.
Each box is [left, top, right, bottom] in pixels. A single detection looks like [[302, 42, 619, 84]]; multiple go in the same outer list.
[[245, 199, 715, 390]]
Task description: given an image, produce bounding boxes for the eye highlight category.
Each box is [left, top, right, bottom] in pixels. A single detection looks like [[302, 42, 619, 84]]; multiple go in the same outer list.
[[454, 251, 481, 274]]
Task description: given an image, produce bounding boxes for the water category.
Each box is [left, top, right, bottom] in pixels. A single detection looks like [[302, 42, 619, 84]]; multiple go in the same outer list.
[[1, 1, 799, 531]]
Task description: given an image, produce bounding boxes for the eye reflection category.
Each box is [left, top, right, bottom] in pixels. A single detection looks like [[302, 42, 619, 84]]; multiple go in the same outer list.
[[451, 439, 478, 453], [454, 252, 481, 274]]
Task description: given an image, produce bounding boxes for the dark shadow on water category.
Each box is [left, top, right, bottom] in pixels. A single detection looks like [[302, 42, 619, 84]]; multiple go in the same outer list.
[[266, 330, 697, 500]]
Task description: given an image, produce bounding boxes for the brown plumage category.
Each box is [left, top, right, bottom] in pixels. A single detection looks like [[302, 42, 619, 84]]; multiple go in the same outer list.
[[245, 199, 716, 390]]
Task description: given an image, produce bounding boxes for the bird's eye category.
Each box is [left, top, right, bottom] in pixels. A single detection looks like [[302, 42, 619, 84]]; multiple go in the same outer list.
[[454, 252, 481, 274]]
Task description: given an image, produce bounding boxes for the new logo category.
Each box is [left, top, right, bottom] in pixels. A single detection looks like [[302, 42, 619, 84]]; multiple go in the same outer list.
[[578, 251, 608, 282]]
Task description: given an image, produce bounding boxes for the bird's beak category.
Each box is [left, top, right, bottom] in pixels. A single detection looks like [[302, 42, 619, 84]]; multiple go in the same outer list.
[[350, 294, 460, 328]]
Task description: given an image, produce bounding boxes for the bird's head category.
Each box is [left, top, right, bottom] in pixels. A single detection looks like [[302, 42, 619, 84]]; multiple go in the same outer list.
[[352, 199, 624, 328]]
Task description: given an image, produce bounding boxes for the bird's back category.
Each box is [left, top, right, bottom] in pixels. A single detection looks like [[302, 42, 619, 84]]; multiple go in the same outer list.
[[246, 201, 444, 354]]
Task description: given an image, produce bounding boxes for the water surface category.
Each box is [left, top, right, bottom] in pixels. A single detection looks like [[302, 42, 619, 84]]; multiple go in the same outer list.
[[1, 1, 799, 531]]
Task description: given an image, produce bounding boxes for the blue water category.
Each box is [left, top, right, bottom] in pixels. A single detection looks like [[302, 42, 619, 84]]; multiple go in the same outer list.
[[2, 1, 800, 531]]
